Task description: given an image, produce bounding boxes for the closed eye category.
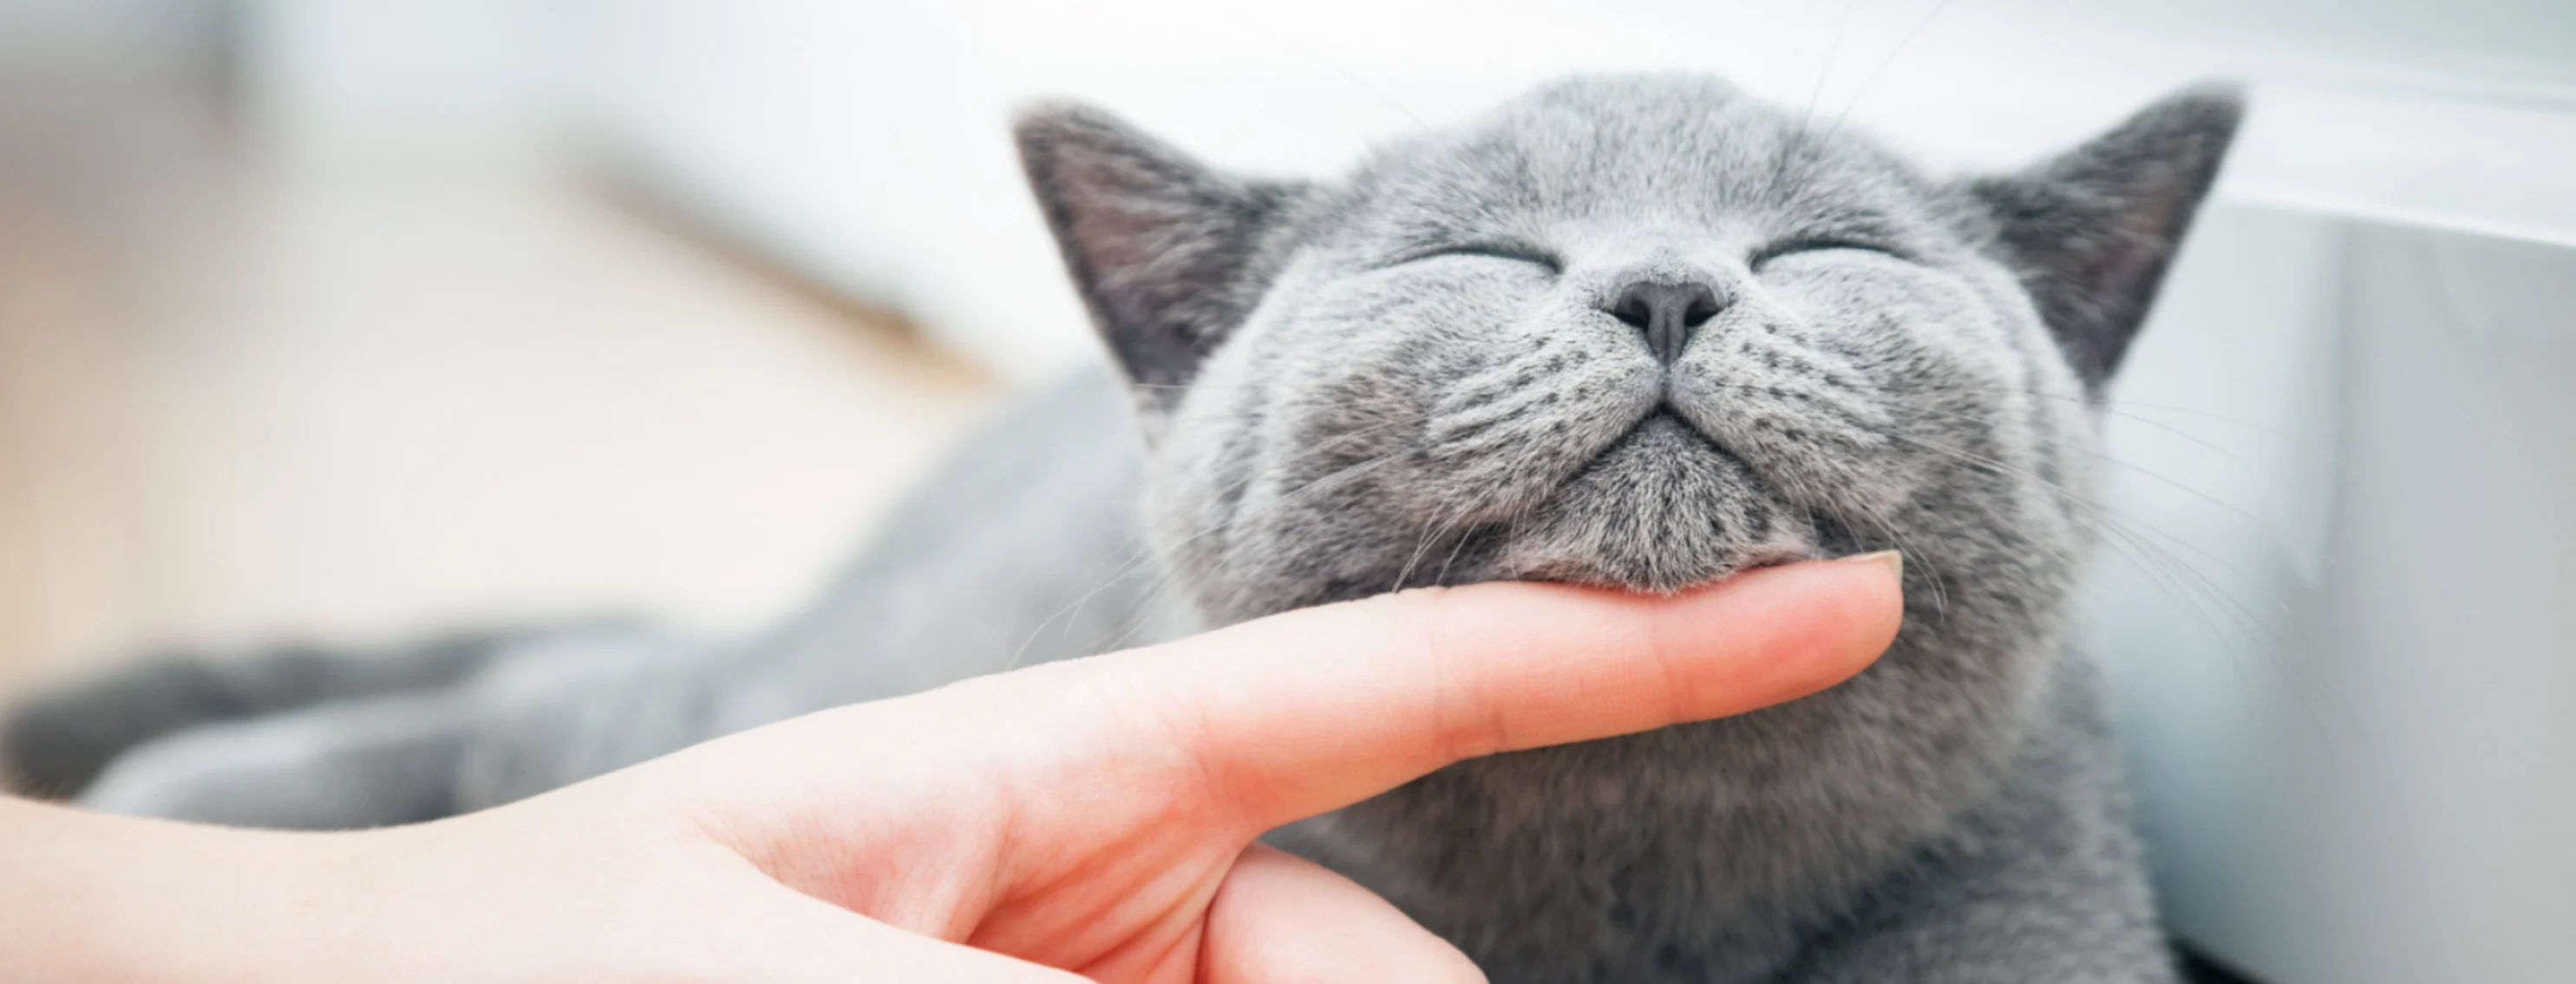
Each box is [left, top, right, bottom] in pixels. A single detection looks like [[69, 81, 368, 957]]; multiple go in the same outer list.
[[1749, 237, 1901, 270], [1396, 243, 1564, 274]]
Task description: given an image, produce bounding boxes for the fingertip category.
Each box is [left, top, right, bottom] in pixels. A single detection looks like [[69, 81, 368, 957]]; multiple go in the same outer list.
[[1650, 552, 1907, 715], [1847, 548, 1904, 582], [1827, 549, 1909, 659]]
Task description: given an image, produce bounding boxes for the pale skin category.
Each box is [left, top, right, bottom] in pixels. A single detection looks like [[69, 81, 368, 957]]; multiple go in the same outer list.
[[0, 554, 1902, 983]]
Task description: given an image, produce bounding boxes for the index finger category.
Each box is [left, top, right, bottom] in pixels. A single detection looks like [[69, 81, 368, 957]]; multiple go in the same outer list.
[[986, 553, 1904, 835]]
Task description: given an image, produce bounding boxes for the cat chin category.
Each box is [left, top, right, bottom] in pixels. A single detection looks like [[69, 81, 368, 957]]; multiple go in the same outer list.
[[1494, 547, 1817, 595], [1489, 415, 1816, 593]]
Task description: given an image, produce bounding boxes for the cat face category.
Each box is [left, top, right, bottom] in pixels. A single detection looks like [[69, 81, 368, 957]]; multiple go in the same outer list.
[[1019, 75, 2238, 626]]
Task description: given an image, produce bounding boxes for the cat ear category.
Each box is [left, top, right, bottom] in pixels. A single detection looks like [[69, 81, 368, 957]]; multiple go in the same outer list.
[[1015, 103, 1300, 393], [1966, 84, 2244, 388]]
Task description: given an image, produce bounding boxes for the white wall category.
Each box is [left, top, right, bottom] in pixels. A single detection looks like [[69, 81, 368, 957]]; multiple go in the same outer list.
[[570, 0, 2576, 379], [234, 0, 570, 157], [2084, 204, 2576, 983]]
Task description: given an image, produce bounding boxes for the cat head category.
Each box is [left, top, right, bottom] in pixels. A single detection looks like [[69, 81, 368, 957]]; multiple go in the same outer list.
[[1017, 75, 2239, 628]]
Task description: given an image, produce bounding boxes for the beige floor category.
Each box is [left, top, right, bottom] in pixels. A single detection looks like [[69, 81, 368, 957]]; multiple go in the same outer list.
[[0, 82, 1000, 701]]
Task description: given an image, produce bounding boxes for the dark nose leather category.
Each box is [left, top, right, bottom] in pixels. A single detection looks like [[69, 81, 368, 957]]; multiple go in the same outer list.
[[1605, 280, 1723, 364]]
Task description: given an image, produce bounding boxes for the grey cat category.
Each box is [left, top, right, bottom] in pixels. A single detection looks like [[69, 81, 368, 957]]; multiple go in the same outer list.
[[4, 75, 2239, 983]]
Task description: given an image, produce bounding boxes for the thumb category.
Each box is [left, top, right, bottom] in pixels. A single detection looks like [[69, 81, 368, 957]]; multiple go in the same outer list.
[[740, 882, 1095, 984], [1200, 844, 1483, 984]]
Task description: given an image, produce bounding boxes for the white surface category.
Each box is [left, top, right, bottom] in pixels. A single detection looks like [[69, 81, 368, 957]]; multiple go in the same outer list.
[[0, 98, 993, 694], [2088, 210, 2576, 982], [566, 0, 2576, 379]]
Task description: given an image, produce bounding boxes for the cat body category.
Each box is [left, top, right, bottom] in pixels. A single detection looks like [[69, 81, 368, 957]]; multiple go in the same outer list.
[[16, 374, 1174, 822], [5, 75, 2239, 982]]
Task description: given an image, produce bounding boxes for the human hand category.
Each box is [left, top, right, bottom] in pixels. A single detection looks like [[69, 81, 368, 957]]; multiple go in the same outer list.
[[9, 554, 1901, 983]]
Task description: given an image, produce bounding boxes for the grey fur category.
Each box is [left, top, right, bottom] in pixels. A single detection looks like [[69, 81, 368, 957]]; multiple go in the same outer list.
[[8, 75, 2239, 983], [64, 373, 1176, 821], [0, 623, 596, 798]]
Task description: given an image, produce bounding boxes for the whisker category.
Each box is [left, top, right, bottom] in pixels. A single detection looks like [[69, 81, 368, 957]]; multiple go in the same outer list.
[[1390, 508, 1457, 594], [1820, 0, 1961, 143], [1893, 398, 2309, 558], [1211, 9, 1434, 133], [1878, 430, 2300, 668], [1001, 422, 1415, 669]]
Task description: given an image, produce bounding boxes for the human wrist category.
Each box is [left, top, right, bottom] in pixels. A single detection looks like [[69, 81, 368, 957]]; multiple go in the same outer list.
[[0, 796, 402, 983]]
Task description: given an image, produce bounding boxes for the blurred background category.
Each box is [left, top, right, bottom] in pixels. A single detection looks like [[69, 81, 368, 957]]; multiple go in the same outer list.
[[0, 2, 2568, 982]]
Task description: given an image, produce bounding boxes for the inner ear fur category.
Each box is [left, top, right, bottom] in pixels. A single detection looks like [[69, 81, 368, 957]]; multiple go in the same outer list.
[[1966, 84, 2245, 389], [1014, 103, 1304, 394]]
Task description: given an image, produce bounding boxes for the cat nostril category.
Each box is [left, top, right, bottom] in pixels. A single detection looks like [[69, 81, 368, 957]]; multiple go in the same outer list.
[[1610, 294, 1654, 329], [1683, 292, 1721, 329], [1606, 280, 1723, 364]]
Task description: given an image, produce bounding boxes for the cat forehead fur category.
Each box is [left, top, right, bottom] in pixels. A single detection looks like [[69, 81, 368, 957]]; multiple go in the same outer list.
[[1322, 75, 1947, 254]]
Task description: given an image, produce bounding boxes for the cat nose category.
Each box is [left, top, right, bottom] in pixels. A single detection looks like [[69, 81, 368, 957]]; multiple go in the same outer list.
[[1605, 280, 1723, 364]]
